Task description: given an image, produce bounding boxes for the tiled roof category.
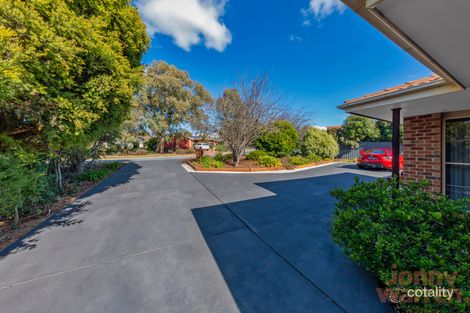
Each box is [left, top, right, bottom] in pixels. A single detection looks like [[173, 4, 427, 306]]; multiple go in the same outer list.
[[343, 74, 444, 105]]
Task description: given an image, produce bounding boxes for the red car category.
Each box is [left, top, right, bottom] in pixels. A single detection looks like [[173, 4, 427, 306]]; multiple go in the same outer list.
[[357, 148, 403, 170]]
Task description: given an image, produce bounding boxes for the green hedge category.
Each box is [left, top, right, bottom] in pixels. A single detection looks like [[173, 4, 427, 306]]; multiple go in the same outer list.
[[246, 150, 268, 161], [288, 155, 321, 166], [258, 155, 280, 167], [197, 156, 224, 168], [331, 178, 469, 313], [78, 162, 122, 182]]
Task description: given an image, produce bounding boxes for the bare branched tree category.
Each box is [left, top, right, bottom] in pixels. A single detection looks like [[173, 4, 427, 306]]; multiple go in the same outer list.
[[212, 75, 285, 166], [278, 106, 312, 132]]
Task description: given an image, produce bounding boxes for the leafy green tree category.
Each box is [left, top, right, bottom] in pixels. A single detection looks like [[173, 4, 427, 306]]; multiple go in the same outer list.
[[136, 61, 212, 152], [301, 127, 339, 159], [338, 115, 380, 148], [375, 120, 392, 142], [0, 0, 149, 187], [255, 120, 299, 157], [375, 120, 403, 142]]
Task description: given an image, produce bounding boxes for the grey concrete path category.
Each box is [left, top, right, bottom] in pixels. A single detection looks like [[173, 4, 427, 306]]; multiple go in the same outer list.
[[0, 160, 392, 313]]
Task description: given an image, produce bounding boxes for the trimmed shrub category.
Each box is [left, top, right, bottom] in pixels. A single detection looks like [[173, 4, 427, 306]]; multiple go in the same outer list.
[[214, 153, 232, 163], [246, 150, 268, 161], [288, 155, 311, 166], [258, 155, 280, 167], [306, 154, 322, 163], [331, 178, 470, 313], [198, 156, 224, 168], [301, 127, 339, 159], [254, 120, 299, 157], [287, 155, 322, 166]]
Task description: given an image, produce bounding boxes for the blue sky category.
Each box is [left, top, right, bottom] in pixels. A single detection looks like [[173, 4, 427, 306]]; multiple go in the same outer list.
[[137, 0, 432, 126]]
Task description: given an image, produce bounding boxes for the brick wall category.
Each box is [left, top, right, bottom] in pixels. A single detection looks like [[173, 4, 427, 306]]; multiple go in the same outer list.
[[403, 113, 442, 193]]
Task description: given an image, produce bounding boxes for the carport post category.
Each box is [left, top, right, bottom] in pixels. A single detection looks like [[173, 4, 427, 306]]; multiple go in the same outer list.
[[392, 108, 401, 185]]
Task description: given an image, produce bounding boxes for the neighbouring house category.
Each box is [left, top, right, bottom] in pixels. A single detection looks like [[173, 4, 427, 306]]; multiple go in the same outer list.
[[338, 1, 469, 199], [326, 125, 341, 137], [164, 136, 221, 151], [137, 135, 151, 149], [186, 136, 221, 150], [164, 137, 192, 150], [312, 125, 327, 131]]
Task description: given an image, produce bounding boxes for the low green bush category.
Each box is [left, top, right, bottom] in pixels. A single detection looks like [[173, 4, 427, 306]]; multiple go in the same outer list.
[[287, 155, 322, 166], [331, 178, 470, 313], [257, 155, 280, 167], [246, 150, 268, 161], [78, 162, 122, 182], [287, 155, 309, 165], [214, 153, 232, 163], [307, 154, 322, 163], [198, 156, 224, 168], [286, 155, 313, 165]]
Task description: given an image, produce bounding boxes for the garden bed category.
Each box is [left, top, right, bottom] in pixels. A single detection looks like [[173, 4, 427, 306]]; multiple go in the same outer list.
[[0, 162, 125, 251], [186, 157, 336, 172]]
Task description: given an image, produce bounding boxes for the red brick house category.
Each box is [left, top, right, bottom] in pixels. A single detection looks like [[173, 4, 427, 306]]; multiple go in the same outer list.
[[338, 1, 470, 199], [164, 136, 221, 151]]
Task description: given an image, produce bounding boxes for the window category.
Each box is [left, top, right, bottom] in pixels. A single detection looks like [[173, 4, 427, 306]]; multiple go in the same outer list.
[[445, 117, 470, 199], [367, 149, 386, 155]]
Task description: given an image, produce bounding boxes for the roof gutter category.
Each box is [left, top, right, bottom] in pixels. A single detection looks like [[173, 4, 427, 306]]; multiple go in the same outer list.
[[341, 0, 465, 90]]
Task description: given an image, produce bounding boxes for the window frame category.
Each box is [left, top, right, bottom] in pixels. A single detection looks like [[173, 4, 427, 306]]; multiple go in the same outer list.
[[442, 110, 470, 197]]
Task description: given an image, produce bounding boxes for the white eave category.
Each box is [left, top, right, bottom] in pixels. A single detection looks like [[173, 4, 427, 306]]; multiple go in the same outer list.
[[339, 0, 470, 121]]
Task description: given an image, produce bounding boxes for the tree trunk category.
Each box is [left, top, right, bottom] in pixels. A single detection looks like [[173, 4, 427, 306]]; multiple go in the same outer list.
[[14, 206, 19, 225], [77, 159, 85, 174], [232, 148, 242, 167], [159, 137, 165, 153], [55, 157, 63, 191]]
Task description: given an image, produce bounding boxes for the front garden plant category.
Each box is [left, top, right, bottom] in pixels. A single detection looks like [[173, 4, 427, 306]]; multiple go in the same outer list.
[[331, 178, 469, 313], [254, 120, 299, 157], [301, 127, 339, 159]]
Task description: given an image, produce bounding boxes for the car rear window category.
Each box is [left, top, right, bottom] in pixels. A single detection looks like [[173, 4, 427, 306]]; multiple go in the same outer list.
[[366, 149, 386, 155]]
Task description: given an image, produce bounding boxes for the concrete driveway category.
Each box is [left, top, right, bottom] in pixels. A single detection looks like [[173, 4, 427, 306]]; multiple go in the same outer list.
[[0, 160, 392, 313]]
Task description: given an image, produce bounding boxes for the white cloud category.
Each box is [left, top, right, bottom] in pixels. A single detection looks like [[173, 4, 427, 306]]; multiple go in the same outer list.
[[302, 0, 346, 24], [136, 0, 232, 52], [289, 34, 303, 42]]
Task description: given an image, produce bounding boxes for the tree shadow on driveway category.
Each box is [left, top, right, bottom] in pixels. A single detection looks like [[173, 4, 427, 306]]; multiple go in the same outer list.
[[0, 162, 142, 258], [191, 172, 393, 313]]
